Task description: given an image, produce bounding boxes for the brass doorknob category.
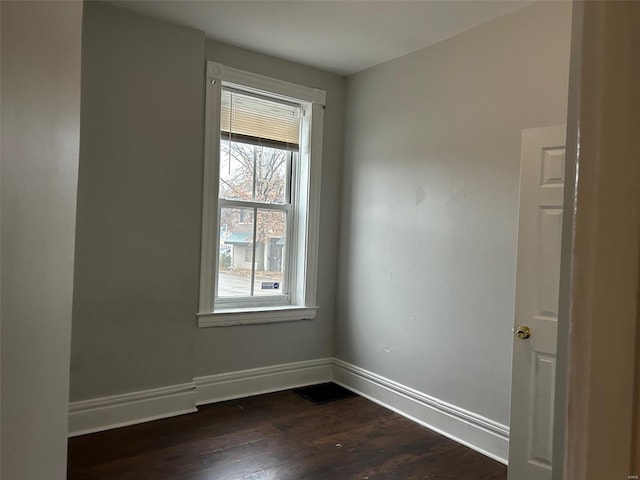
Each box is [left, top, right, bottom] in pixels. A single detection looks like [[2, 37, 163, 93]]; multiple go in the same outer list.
[[516, 326, 531, 339]]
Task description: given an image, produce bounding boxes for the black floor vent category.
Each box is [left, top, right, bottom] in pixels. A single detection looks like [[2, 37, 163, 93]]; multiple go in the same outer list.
[[293, 382, 357, 405]]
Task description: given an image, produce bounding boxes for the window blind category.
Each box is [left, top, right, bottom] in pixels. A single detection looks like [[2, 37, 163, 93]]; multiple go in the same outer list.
[[221, 88, 301, 151]]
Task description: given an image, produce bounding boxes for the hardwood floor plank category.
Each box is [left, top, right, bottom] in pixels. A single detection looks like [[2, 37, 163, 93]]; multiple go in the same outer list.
[[67, 389, 507, 480]]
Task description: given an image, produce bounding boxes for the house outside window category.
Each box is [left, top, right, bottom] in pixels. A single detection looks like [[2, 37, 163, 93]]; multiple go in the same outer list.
[[197, 62, 326, 327]]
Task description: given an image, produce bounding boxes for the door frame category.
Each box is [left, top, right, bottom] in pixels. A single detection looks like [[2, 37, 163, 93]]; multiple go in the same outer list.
[[553, 1, 640, 478]]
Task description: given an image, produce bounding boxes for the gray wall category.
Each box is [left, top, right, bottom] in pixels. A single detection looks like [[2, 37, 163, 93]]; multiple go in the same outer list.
[[1, 1, 83, 477], [71, 1, 205, 400], [195, 40, 346, 376], [335, 1, 571, 426], [71, 2, 346, 401]]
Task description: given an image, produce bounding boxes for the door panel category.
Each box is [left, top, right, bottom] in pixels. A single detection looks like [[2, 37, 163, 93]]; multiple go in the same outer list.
[[538, 207, 562, 317], [530, 352, 555, 467], [508, 125, 566, 480]]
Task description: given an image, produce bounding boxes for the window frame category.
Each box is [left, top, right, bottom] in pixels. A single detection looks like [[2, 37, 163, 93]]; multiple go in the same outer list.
[[197, 61, 325, 327]]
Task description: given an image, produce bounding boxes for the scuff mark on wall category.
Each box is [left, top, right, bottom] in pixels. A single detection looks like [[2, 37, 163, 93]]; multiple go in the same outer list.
[[451, 176, 467, 199], [415, 185, 426, 206]]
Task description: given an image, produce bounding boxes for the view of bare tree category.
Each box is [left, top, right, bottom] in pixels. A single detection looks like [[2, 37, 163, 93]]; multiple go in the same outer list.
[[219, 140, 288, 243], [218, 141, 290, 288]]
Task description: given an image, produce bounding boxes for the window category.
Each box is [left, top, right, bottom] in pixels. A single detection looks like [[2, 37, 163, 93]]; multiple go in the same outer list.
[[217, 89, 297, 301], [197, 62, 325, 327]]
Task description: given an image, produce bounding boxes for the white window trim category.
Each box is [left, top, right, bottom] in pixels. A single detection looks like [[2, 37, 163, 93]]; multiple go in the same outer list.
[[197, 61, 325, 328]]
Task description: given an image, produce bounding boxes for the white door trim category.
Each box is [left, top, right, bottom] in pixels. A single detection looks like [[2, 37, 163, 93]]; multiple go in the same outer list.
[[553, 1, 640, 478]]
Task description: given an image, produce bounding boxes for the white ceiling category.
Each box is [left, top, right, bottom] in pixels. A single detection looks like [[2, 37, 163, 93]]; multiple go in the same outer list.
[[112, 0, 534, 76]]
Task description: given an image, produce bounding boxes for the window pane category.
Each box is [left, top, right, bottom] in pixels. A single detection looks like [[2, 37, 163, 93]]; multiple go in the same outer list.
[[219, 140, 254, 201], [254, 209, 286, 296], [218, 207, 254, 297], [254, 147, 288, 204]]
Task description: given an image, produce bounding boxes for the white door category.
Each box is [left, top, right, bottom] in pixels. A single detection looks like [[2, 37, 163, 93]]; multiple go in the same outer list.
[[508, 125, 566, 479]]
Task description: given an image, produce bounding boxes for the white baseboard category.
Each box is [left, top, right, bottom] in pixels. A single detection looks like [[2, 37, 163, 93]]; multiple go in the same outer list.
[[332, 359, 509, 465], [194, 357, 333, 405], [68, 357, 509, 466], [68, 382, 197, 437]]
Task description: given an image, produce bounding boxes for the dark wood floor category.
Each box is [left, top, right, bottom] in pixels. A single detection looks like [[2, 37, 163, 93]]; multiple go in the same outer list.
[[68, 389, 507, 480]]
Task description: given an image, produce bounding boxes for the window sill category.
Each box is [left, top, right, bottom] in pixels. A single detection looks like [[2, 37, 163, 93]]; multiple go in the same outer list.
[[197, 305, 318, 328]]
